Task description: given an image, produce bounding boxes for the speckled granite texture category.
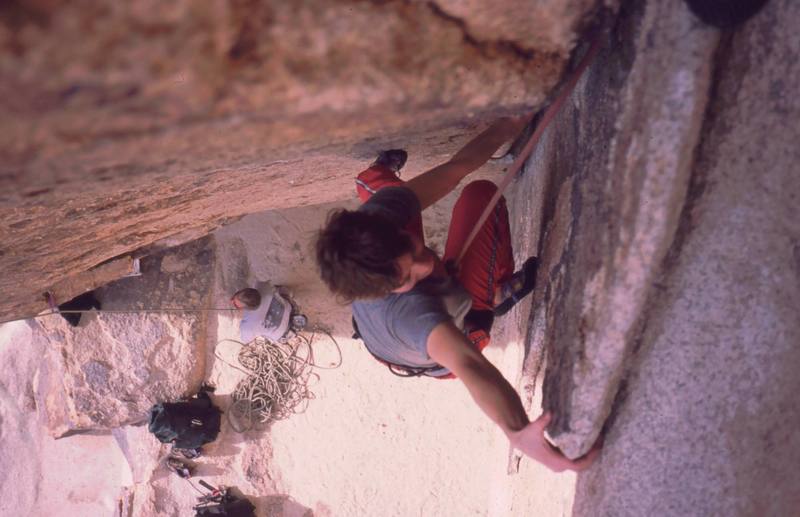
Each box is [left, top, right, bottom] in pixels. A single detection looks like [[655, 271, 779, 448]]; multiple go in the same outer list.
[[571, 0, 800, 514], [530, 0, 719, 458]]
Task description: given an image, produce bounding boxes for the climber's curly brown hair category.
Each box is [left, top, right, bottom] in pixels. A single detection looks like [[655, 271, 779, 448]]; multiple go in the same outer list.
[[315, 209, 413, 302]]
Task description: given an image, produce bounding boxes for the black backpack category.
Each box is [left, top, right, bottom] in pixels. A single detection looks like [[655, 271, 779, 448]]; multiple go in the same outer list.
[[148, 390, 221, 449]]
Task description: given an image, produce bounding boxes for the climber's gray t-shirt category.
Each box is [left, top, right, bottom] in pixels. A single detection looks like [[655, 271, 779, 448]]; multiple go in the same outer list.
[[351, 187, 472, 377]]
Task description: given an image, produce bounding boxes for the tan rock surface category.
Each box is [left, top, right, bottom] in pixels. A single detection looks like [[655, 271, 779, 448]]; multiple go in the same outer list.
[[433, 0, 600, 54], [0, 0, 606, 322], [0, 320, 134, 516]]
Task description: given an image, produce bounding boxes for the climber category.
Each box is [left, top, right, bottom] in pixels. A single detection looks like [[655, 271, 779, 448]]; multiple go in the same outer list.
[[314, 117, 599, 472]]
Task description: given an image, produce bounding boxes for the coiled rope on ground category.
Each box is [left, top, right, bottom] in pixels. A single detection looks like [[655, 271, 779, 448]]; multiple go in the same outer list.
[[215, 329, 342, 433]]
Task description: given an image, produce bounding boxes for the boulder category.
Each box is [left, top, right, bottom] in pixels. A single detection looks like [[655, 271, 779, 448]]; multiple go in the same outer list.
[[31, 238, 213, 435], [0, 320, 134, 517]]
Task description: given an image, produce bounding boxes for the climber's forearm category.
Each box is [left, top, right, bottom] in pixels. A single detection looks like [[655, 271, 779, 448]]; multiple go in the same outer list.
[[405, 117, 526, 210]]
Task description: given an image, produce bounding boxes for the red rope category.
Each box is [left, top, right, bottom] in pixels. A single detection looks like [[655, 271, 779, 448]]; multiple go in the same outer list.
[[456, 35, 604, 265]]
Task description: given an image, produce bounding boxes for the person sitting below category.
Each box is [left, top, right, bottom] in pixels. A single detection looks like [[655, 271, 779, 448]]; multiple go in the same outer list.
[[231, 284, 291, 343]]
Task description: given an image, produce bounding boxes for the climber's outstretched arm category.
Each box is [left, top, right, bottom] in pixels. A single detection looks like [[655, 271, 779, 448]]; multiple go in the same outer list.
[[405, 116, 528, 210], [427, 320, 601, 472]]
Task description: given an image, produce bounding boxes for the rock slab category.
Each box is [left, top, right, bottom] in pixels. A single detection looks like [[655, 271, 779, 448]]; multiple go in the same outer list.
[[529, 0, 718, 457], [0, 0, 605, 323], [32, 238, 213, 435], [573, 0, 800, 514]]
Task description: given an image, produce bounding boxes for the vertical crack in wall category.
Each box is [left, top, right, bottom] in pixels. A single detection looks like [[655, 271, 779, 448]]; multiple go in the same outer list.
[[655, 30, 736, 277]]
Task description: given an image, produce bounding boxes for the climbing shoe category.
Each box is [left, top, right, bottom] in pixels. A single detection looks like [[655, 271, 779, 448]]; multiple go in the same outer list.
[[372, 149, 408, 175], [494, 257, 539, 316]]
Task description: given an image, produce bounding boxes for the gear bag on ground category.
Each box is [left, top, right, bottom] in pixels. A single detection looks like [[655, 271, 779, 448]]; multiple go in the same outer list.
[[148, 389, 222, 449]]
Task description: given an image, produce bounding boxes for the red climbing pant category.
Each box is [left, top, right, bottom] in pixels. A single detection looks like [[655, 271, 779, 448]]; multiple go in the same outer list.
[[441, 179, 514, 313], [356, 165, 515, 379]]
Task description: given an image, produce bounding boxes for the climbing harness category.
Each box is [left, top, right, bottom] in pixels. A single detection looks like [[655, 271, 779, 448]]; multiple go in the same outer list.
[[456, 34, 604, 265]]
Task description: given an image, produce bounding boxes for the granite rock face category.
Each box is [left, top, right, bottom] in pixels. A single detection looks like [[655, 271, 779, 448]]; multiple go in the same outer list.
[[0, 320, 134, 517], [529, 0, 718, 457], [571, 0, 800, 513], [0, 0, 603, 322], [524, 0, 800, 512], [31, 238, 213, 435]]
